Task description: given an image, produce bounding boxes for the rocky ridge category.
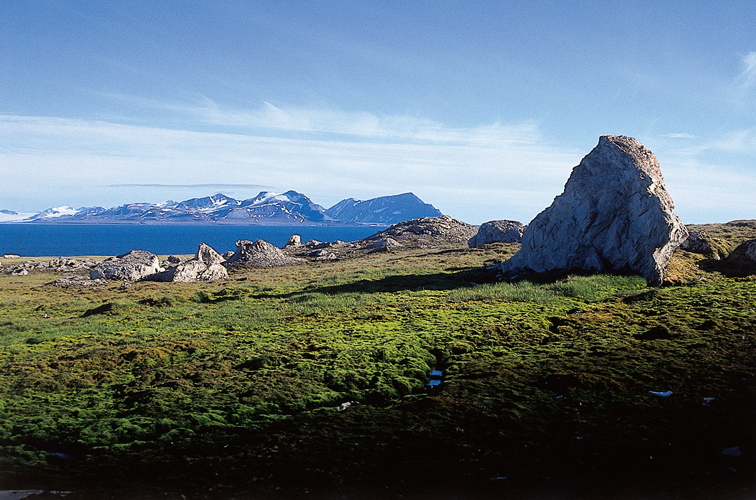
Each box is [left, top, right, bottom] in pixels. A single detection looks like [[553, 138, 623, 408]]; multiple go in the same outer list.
[[360, 215, 478, 248]]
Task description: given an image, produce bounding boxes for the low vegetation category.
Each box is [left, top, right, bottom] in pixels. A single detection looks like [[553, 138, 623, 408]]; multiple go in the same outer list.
[[1, 231, 755, 499]]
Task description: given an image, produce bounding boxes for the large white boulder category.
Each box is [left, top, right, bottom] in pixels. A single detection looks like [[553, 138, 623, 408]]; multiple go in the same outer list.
[[499, 135, 688, 286], [90, 250, 162, 281]]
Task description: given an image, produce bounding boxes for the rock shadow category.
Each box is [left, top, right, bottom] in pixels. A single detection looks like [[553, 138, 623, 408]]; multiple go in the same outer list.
[[300, 266, 499, 296]]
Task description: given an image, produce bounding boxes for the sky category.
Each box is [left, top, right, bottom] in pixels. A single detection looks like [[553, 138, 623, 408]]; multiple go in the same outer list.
[[1, 0, 755, 224]]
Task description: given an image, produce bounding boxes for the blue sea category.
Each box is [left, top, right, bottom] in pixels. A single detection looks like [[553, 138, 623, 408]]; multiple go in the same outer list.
[[0, 224, 388, 257]]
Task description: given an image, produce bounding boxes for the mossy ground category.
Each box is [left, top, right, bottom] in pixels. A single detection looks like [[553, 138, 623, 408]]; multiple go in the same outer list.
[[1, 238, 755, 499]]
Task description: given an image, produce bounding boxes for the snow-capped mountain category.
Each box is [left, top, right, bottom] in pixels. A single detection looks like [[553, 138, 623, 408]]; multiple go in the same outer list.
[[27, 206, 79, 220], [13, 191, 443, 225], [325, 193, 442, 224]]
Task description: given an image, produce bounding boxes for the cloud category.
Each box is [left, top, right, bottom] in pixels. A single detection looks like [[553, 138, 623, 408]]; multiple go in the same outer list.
[[738, 51, 756, 91], [109, 183, 275, 190], [710, 128, 756, 154], [0, 112, 576, 223], [660, 133, 696, 139], [661, 156, 756, 223], [103, 93, 542, 146]]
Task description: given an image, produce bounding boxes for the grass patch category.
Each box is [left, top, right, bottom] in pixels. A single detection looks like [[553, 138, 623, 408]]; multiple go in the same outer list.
[[1, 240, 755, 498]]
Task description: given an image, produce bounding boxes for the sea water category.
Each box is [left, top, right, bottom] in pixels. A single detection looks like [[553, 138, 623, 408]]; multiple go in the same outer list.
[[0, 224, 387, 257]]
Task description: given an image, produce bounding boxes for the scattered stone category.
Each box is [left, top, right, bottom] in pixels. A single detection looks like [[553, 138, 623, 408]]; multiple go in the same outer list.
[[147, 243, 228, 282], [499, 136, 688, 286], [46, 277, 108, 287], [309, 249, 338, 260], [722, 447, 741, 457], [90, 250, 162, 281], [10, 268, 29, 276], [167, 255, 182, 264], [304, 239, 328, 249], [336, 401, 360, 410], [468, 220, 525, 248], [224, 239, 306, 268], [3, 254, 21, 259], [222, 250, 235, 260], [119, 281, 132, 290], [180, 261, 227, 282], [365, 237, 403, 252]]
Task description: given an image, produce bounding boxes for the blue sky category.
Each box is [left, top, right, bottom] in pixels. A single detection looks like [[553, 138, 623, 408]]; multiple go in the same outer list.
[[1, 1, 755, 224]]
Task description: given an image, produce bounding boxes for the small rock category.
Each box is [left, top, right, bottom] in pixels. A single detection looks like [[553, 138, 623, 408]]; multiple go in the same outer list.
[[284, 234, 302, 247], [468, 220, 525, 247]]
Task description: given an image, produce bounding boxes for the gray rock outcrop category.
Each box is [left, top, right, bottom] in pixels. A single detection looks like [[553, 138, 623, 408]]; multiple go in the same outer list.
[[90, 250, 162, 281], [225, 239, 306, 268], [499, 135, 688, 286], [155, 260, 228, 282], [196, 242, 224, 265], [468, 220, 525, 248], [147, 243, 228, 282], [46, 277, 108, 287], [365, 237, 403, 252], [680, 230, 717, 257], [360, 215, 478, 248]]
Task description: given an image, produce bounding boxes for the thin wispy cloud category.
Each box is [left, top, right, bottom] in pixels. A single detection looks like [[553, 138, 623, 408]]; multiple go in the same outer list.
[[710, 128, 756, 154], [109, 183, 275, 190], [0, 112, 575, 222], [102, 93, 542, 146], [737, 51, 756, 91], [660, 133, 696, 139]]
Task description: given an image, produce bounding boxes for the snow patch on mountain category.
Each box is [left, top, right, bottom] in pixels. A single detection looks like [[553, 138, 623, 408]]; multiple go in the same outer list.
[[29, 206, 79, 219]]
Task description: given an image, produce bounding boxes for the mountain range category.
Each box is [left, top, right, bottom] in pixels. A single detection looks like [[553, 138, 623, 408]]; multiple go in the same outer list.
[[2, 191, 443, 226]]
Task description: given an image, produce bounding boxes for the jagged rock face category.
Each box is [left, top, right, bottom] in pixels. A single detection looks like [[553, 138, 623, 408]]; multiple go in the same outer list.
[[680, 230, 716, 256], [90, 250, 162, 281], [468, 220, 525, 248], [148, 243, 228, 282], [715, 239, 756, 277], [225, 239, 306, 268], [196, 242, 224, 265], [500, 135, 688, 286], [735, 240, 756, 261]]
